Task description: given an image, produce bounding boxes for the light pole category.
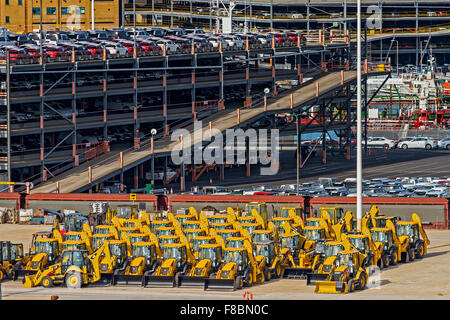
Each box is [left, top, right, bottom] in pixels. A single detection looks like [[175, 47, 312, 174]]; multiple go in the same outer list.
[[91, 0, 95, 30], [150, 128, 156, 186], [391, 39, 398, 74], [356, 0, 362, 231], [288, 112, 300, 196]]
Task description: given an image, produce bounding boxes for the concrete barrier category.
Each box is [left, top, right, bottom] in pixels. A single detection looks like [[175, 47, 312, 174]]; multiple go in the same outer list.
[[25, 193, 160, 213], [0, 193, 21, 210]]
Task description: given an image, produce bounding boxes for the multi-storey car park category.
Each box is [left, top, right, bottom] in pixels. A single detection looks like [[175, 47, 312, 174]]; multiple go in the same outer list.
[[0, 28, 373, 190]]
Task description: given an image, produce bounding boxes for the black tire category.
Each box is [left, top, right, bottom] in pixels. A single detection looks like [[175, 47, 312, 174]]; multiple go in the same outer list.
[[401, 144, 408, 149], [348, 279, 355, 293], [403, 250, 410, 263], [390, 250, 398, 266], [378, 256, 384, 270], [409, 248, 415, 261], [416, 243, 425, 259], [425, 144, 432, 150], [446, 145, 450, 150], [175, 272, 181, 287], [358, 272, 367, 290], [42, 276, 54, 288], [235, 276, 243, 290], [383, 255, 390, 268]]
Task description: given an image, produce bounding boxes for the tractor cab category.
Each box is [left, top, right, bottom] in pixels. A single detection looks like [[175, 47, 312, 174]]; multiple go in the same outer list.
[[29, 232, 53, 254], [252, 230, 274, 243], [223, 247, 248, 272], [116, 205, 139, 220], [334, 250, 359, 277], [191, 236, 214, 252], [131, 242, 157, 266], [34, 238, 60, 264], [272, 217, 293, 233], [155, 226, 176, 237], [162, 244, 188, 269], [197, 244, 223, 269], [253, 241, 276, 266], [92, 234, 115, 251], [126, 233, 150, 245], [64, 232, 83, 242], [94, 225, 119, 239], [320, 207, 344, 225], [214, 229, 240, 242], [183, 228, 207, 242], [370, 228, 394, 252], [323, 241, 345, 259], [373, 216, 398, 228], [240, 222, 261, 235], [208, 214, 229, 225], [62, 240, 87, 252], [10, 243, 24, 262], [210, 222, 234, 231], [396, 223, 419, 243], [60, 250, 91, 274], [279, 233, 301, 253], [118, 226, 141, 240], [150, 220, 173, 234], [182, 220, 204, 230], [64, 213, 90, 233], [281, 207, 302, 219], [305, 227, 326, 241], [245, 202, 268, 222], [108, 240, 128, 266], [159, 235, 180, 247], [346, 234, 370, 254], [226, 237, 246, 248]]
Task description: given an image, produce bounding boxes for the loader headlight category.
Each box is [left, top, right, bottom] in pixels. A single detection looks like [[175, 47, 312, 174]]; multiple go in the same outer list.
[[100, 264, 108, 271], [331, 271, 343, 281], [31, 261, 40, 269], [221, 271, 230, 278]]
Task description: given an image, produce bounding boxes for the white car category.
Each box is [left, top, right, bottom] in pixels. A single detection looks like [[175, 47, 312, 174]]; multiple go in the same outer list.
[[364, 137, 396, 149], [397, 137, 438, 150], [438, 137, 450, 149], [207, 37, 229, 50], [102, 41, 128, 56], [222, 36, 244, 49], [156, 40, 179, 54]]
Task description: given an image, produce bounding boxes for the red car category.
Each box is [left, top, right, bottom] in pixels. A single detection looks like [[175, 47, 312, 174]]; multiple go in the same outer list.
[[286, 32, 299, 43], [3, 46, 31, 61], [43, 45, 66, 59], [80, 43, 102, 56], [117, 41, 143, 54], [22, 46, 48, 60], [136, 40, 158, 53]]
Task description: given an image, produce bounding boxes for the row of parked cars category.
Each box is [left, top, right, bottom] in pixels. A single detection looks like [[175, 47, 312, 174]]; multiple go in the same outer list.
[[204, 177, 449, 198], [365, 136, 450, 150], [0, 27, 303, 64]]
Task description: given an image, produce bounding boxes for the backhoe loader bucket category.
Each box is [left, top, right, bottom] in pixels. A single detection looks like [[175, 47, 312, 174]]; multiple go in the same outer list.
[[177, 275, 207, 287], [88, 274, 114, 287], [204, 278, 240, 291], [282, 267, 312, 279], [306, 272, 329, 285], [315, 280, 347, 294], [22, 274, 37, 288], [143, 275, 176, 287], [111, 274, 145, 286]]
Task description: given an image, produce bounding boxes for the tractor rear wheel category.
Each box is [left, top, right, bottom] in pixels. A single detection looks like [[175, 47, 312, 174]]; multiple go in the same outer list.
[[42, 276, 54, 288], [416, 243, 424, 259], [348, 279, 356, 293], [358, 272, 367, 290], [391, 251, 398, 265], [65, 271, 82, 289]]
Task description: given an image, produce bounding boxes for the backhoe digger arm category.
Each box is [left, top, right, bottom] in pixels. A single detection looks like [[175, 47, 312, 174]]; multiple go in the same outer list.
[[412, 213, 430, 253]]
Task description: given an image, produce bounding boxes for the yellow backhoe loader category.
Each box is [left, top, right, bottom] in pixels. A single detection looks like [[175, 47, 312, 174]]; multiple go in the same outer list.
[[342, 232, 383, 268], [177, 242, 225, 287], [143, 236, 196, 287], [395, 213, 430, 259], [204, 239, 265, 291], [1, 241, 25, 281], [306, 239, 354, 285], [111, 241, 160, 286], [282, 225, 327, 279], [93, 225, 119, 240], [314, 249, 368, 294], [22, 241, 111, 288]]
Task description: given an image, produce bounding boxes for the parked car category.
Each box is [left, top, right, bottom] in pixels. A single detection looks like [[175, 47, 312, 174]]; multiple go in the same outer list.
[[101, 41, 128, 57], [397, 137, 438, 150], [364, 137, 396, 149], [438, 137, 450, 149]]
